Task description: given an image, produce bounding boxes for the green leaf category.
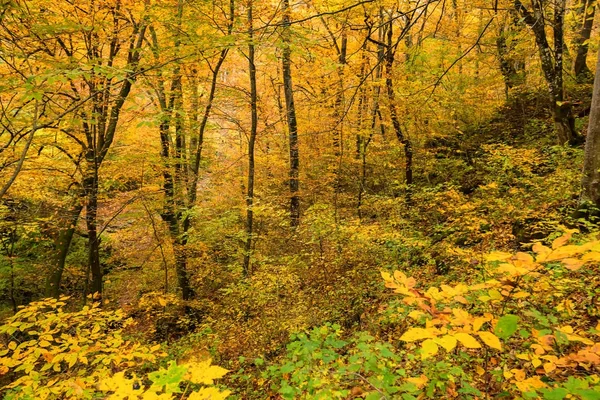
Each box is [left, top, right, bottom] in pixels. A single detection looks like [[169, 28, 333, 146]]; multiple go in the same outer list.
[[148, 361, 188, 394], [495, 315, 519, 340], [540, 388, 568, 400], [575, 389, 600, 400]]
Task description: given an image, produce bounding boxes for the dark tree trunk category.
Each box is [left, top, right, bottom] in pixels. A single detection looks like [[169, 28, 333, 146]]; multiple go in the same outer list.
[[84, 169, 102, 298], [573, 0, 596, 82], [515, 0, 579, 145], [45, 204, 83, 297], [243, 0, 258, 276], [358, 28, 384, 219], [282, 0, 300, 227], [384, 15, 413, 186]]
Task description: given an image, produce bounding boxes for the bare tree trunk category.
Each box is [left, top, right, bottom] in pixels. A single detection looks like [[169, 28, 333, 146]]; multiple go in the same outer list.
[[243, 0, 258, 276], [282, 0, 300, 227], [573, 0, 596, 82], [358, 30, 384, 219], [580, 47, 600, 207], [384, 14, 413, 186], [84, 168, 102, 298], [45, 204, 83, 297]]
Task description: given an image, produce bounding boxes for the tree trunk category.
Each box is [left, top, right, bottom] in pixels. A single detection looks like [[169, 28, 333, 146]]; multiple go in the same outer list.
[[243, 0, 258, 276], [358, 31, 384, 219], [282, 0, 300, 227], [84, 169, 102, 298], [580, 47, 600, 206], [573, 0, 596, 82], [515, 0, 578, 145], [384, 15, 413, 186], [45, 204, 83, 298]]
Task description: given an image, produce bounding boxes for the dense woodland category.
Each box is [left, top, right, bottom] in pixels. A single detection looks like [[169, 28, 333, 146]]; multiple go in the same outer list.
[[3, 0, 600, 398]]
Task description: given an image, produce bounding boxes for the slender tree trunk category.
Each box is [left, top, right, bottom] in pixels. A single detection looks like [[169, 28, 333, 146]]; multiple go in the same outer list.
[[358, 32, 384, 219], [45, 204, 83, 297], [573, 0, 596, 82], [580, 47, 600, 206], [243, 0, 258, 276], [282, 0, 300, 227], [183, 0, 233, 240], [384, 16, 413, 186], [84, 168, 102, 298]]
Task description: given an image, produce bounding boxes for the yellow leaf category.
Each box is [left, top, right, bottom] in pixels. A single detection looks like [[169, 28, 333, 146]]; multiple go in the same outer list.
[[543, 362, 556, 374], [486, 251, 512, 262], [400, 328, 437, 342], [532, 242, 551, 262], [558, 325, 574, 334], [514, 252, 534, 263], [515, 377, 547, 392], [381, 271, 392, 282], [512, 291, 530, 299], [516, 353, 530, 361], [565, 333, 594, 345], [476, 366, 485, 376], [552, 232, 573, 250], [582, 252, 600, 262], [188, 387, 231, 400], [562, 258, 585, 271], [435, 335, 458, 352], [453, 333, 481, 349], [408, 310, 425, 321], [420, 339, 438, 360], [532, 357, 542, 368], [406, 374, 428, 389], [477, 331, 502, 350], [472, 316, 490, 332], [39, 340, 51, 348], [503, 370, 513, 379], [186, 359, 229, 385], [142, 392, 173, 400], [511, 369, 526, 381], [8, 342, 16, 350]]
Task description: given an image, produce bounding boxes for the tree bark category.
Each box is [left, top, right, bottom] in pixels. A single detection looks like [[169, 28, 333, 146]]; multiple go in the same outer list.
[[573, 0, 596, 82], [580, 47, 600, 206], [515, 0, 578, 145], [384, 14, 413, 186], [282, 0, 300, 227], [84, 169, 102, 298], [243, 0, 258, 276], [45, 203, 83, 297]]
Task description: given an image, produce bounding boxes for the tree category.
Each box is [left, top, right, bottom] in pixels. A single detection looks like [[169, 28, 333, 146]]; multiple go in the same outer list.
[[580, 47, 600, 207], [282, 0, 300, 227], [147, 0, 234, 299], [0, 1, 149, 298], [514, 0, 579, 145], [243, 0, 258, 276], [573, 0, 597, 82], [364, 3, 435, 187]]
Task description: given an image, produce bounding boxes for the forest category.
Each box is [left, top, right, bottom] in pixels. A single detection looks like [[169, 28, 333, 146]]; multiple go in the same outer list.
[[2, 0, 600, 398]]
